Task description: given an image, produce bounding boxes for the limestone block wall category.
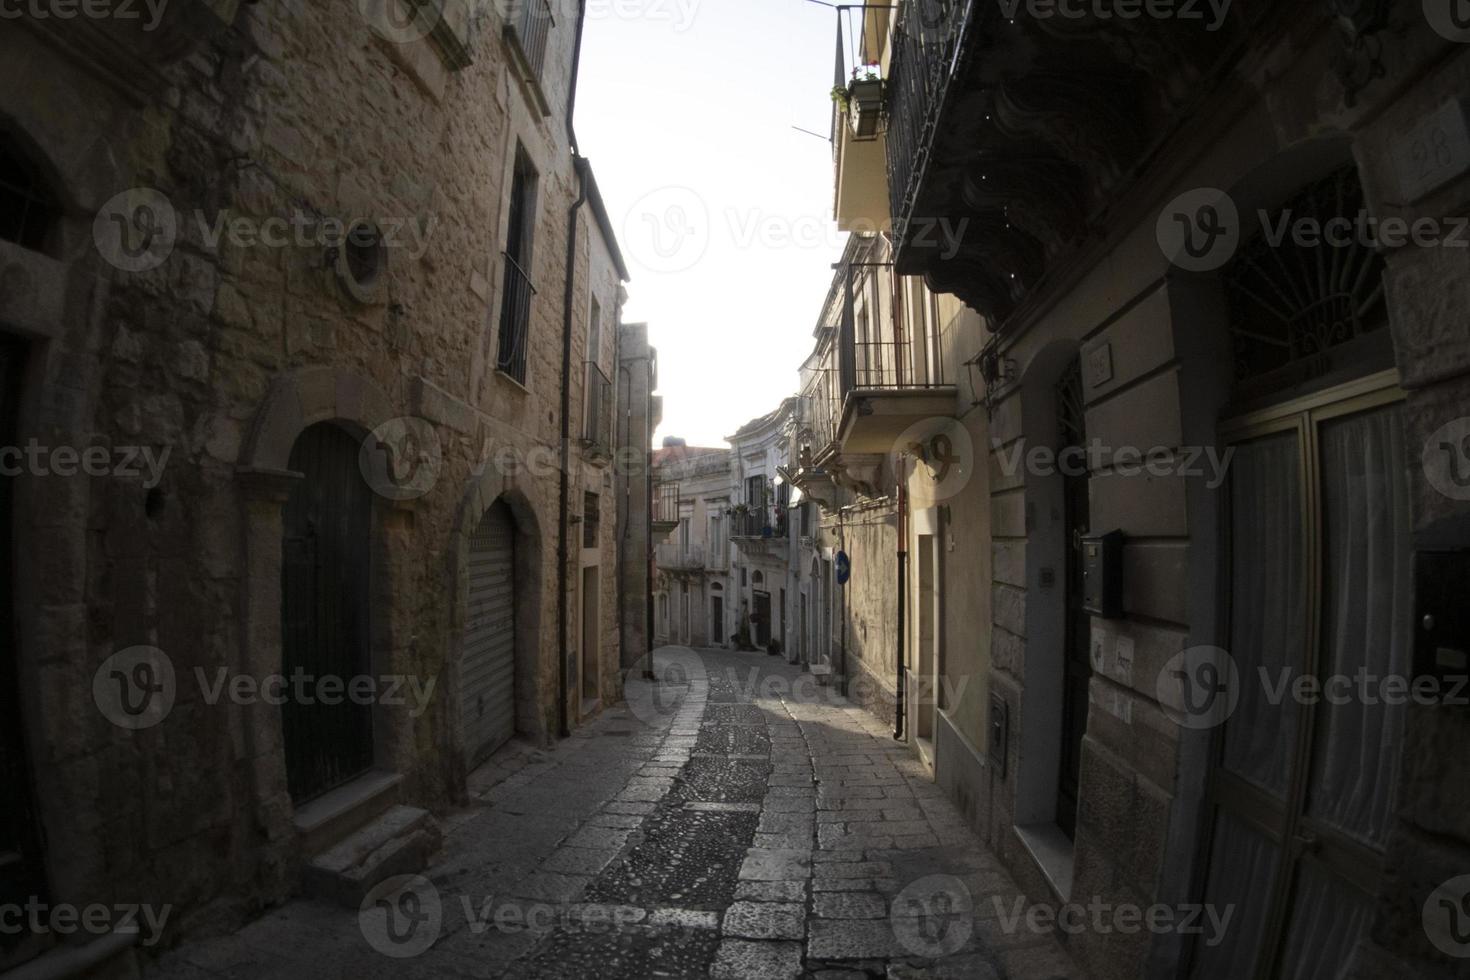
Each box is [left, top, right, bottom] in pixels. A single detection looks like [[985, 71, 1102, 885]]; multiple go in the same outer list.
[[0, 0, 624, 951]]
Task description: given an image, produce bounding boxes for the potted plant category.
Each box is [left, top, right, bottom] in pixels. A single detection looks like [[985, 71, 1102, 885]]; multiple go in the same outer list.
[[840, 63, 884, 140]]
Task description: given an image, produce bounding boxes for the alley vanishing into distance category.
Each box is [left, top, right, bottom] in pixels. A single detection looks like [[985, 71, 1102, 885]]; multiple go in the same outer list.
[[147, 649, 1075, 980]]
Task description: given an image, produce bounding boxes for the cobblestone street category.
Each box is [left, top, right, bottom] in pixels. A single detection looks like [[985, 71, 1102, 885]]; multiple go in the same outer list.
[[149, 648, 1077, 979]]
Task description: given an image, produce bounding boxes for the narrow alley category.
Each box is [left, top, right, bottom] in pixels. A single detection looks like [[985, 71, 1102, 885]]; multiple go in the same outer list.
[[147, 649, 1075, 980]]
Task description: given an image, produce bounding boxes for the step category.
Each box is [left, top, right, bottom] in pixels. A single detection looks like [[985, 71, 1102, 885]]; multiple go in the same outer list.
[[293, 770, 404, 857], [304, 805, 443, 909]]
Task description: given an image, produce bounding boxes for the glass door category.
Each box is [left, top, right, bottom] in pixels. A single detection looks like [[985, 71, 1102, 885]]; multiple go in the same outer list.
[[1192, 373, 1412, 979]]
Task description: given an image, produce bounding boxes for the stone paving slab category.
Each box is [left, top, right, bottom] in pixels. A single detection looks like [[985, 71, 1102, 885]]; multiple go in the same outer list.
[[143, 648, 1082, 980]]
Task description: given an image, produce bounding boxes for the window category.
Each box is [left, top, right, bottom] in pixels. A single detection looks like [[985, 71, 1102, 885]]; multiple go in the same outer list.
[[497, 150, 539, 384], [506, 0, 555, 83], [588, 296, 603, 366], [582, 295, 611, 455], [0, 139, 59, 253], [583, 491, 599, 548]]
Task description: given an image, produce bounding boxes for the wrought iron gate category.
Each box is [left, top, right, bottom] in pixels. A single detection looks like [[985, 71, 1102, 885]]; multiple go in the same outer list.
[[281, 423, 375, 803]]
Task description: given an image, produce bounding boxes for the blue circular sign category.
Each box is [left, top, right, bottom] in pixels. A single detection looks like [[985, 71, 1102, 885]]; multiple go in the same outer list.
[[835, 551, 851, 586]]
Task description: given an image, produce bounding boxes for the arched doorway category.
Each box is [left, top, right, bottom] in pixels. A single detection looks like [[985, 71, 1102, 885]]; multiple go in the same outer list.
[[462, 500, 517, 766], [281, 423, 376, 803]]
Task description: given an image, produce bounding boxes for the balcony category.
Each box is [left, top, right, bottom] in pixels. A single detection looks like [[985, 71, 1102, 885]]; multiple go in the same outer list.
[[655, 543, 705, 572], [730, 509, 773, 541], [834, 258, 955, 457], [582, 362, 613, 460], [652, 483, 680, 539], [831, 9, 892, 233], [504, 0, 555, 116], [882, 0, 1244, 325], [496, 252, 535, 384]]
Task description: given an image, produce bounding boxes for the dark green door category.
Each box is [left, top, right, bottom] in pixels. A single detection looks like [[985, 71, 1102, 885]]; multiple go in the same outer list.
[[282, 423, 375, 802]]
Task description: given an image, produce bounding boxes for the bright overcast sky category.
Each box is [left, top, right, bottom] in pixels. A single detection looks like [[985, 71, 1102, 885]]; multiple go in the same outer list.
[[574, 0, 845, 449]]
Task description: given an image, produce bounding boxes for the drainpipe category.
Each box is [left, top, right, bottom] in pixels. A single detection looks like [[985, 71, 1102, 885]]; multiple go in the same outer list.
[[894, 467, 908, 741], [557, 1, 590, 740]]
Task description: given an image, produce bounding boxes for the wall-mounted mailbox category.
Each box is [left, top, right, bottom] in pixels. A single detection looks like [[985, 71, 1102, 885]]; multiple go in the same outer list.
[[1081, 530, 1125, 619], [1416, 551, 1470, 698]]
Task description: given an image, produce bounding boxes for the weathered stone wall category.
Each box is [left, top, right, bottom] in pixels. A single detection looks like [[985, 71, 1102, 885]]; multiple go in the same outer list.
[[0, 0, 629, 959]]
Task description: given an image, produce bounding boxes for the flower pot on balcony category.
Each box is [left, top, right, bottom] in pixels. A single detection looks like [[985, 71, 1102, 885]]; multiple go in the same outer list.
[[847, 78, 885, 141]]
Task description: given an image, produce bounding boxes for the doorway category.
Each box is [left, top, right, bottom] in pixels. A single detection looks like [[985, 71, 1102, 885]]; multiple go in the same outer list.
[[0, 336, 43, 917], [462, 500, 517, 766], [1055, 358, 1091, 839], [711, 593, 724, 648], [1190, 379, 1411, 979], [281, 423, 376, 803], [915, 534, 937, 749], [753, 590, 772, 646], [581, 566, 600, 708]]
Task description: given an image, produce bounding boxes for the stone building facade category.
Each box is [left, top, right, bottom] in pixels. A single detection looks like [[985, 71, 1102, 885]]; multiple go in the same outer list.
[[0, 1, 649, 972], [726, 399, 798, 657], [650, 443, 731, 649], [804, 2, 1470, 978]]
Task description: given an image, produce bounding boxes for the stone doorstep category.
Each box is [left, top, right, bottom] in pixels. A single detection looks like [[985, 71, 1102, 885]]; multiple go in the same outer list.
[[293, 770, 404, 856], [304, 805, 444, 910]]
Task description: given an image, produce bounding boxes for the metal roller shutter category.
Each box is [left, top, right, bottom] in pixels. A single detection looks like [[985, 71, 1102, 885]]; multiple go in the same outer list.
[[462, 501, 517, 765]]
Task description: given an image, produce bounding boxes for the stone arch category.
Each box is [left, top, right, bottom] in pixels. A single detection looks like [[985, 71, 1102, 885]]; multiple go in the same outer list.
[[445, 463, 547, 796], [239, 367, 396, 473], [233, 366, 410, 850]]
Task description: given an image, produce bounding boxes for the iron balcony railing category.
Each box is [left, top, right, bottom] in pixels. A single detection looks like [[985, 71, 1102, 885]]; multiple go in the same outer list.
[[801, 368, 840, 457], [496, 252, 535, 384], [582, 361, 613, 456], [838, 260, 948, 398], [731, 509, 778, 539], [653, 483, 680, 526], [504, 0, 555, 81], [655, 542, 705, 571], [884, 0, 972, 250]]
